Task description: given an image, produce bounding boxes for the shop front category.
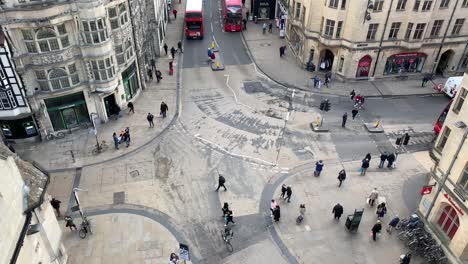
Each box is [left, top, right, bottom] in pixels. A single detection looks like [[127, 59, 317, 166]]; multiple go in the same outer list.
[[356, 55, 372, 78], [122, 62, 140, 101], [0, 116, 38, 140], [44, 92, 90, 131], [383, 52, 426, 75], [253, 0, 275, 20]]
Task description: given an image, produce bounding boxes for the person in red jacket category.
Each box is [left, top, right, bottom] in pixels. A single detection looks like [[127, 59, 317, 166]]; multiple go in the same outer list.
[[172, 9, 177, 19]]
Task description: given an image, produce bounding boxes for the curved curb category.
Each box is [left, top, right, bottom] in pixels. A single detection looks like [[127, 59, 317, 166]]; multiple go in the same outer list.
[[239, 31, 444, 99], [82, 203, 199, 263], [258, 162, 312, 264]]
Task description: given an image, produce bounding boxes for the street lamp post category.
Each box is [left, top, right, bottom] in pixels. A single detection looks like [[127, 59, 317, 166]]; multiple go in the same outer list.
[[425, 121, 468, 220]]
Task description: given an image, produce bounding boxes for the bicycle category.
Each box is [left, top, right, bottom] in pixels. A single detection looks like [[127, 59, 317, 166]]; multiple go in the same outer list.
[[221, 229, 233, 252], [45, 130, 66, 140], [92, 140, 108, 155], [78, 217, 92, 239]]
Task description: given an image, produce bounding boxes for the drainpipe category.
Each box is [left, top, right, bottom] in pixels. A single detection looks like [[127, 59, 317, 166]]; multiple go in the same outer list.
[[431, 0, 460, 74], [371, 0, 395, 77]]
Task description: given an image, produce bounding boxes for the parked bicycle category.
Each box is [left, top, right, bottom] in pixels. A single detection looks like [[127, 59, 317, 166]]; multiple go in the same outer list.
[[78, 217, 92, 239], [92, 140, 108, 155], [221, 228, 233, 252], [45, 130, 65, 140]]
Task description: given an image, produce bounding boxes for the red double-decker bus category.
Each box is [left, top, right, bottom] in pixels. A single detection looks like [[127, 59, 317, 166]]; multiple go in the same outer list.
[[222, 0, 242, 32], [434, 100, 453, 135], [185, 0, 204, 39]]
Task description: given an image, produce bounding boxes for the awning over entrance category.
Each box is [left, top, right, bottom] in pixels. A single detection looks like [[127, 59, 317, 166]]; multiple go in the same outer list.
[[96, 82, 119, 93]]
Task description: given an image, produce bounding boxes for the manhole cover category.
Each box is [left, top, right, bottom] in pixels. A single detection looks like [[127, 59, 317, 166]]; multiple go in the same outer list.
[[259, 43, 272, 47], [129, 170, 140, 178], [113, 191, 125, 204]]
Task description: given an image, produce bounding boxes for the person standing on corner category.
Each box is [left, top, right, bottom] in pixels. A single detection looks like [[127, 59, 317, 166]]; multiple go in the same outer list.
[[170, 46, 176, 59], [387, 152, 396, 169], [342, 112, 348, 128], [368, 188, 379, 206], [127, 101, 134, 114], [379, 151, 388, 168], [50, 198, 62, 217], [337, 169, 346, 187], [280, 184, 287, 198], [112, 132, 119, 149], [273, 205, 281, 222], [147, 113, 154, 128], [160, 101, 169, 118], [163, 43, 168, 56], [349, 89, 356, 101], [262, 22, 266, 34], [332, 203, 344, 220], [314, 160, 324, 176], [284, 185, 292, 203], [177, 41, 183, 53], [216, 174, 227, 191], [268, 22, 273, 33]]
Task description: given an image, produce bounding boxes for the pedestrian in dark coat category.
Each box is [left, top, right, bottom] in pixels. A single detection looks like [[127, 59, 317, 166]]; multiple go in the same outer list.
[[216, 174, 227, 191], [156, 70, 162, 83], [268, 23, 273, 33], [379, 152, 388, 168], [127, 102, 134, 114], [64, 215, 77, 231], [177, 41, 183, 53], [284, 185, 292, 203], [125, 127, 131, 148], [160, 101, 168, 118], [313, 75, 320, 88], [361, 158, 370, 175], [371, 220, 382, 241], [314, 160, 324, 176], [351, 108, 358, 120], [387, 153, 396, 169], [422, 75, 429, 87], [170, 47, 176, 59], [163, 43, 168, 56], [172, 9, 178, 19], [279, 46, 285, 57], [349, 89, 356, 100], [222, 202, 230, 216], [364, 153, 371, 162], [50, 198, 62, 217], [112, 132, 119, 149], [337, 169, 346, 187], [342, 112, 348, 128], [169, 60, 174, 75], [224, 210, 235, 226], [280, 184, 287, 198], [376, 202, 387, 219], [332, 203, 344, 219], [147, 68, 153, 81], [386, 215, 400, 233], [273, 205, 281, 222], [147, 113, 154, 128]]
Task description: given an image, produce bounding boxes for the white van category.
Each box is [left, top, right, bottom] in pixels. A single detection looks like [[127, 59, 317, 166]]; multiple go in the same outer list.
[[442, 76, 463, 98]]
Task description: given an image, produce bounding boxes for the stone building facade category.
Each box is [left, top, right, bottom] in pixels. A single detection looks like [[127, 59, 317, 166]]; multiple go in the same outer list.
[[0, 0, 167, 137], [0, 144, 68, 264], [420, 72, 468, 262], [279, 0, 468, 80]]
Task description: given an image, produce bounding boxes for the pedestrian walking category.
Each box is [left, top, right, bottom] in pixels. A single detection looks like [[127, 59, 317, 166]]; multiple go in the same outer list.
[[147, 113, 154, 128], [50, 198, 62, 217], [351, 108, 358, 120], [160, 101, 168, 118], [349, 89, 356, 100], [386, 215, 400, 233], [337, 169, 346, 187], [177, 41, 183, 53], [332, 203, 344, 220], [156, 69, 163, 83], [325, 72, 331, 88], [379, 152, 388, 168], [172, 9, 177, 19], [279, 45, 286, 57], [112, 132, 119, 149], [243, 18, 247, 30], [169, 253, 179, 264], [280, 184, 287, 198], [147, 68, 153, 81], [364, 153, 371, 162], [376, 202, 387, 219], [224, 210, 235, 226], [268, 23, 273, 33], [387, 152, 396, 169], [169, 60, 174, 75], [170, 46, 176, 59], [360, 158, 369, 175], [127, 101, 134, 114], [284, 185, 292, 203], [313, 75, 320, 88], [64, 215, 77, 231], [422, 75, 429, 87], [246, 11, 250, 20], [371, 220, 382, 241], [262, 23, 266, 34], [273, 205, 281, 222], [216, 174, 227, 191], [222, 202, 230, 216], [317, 78, 322, 89], [400, 253, 412, 264], [368, 188, 379, 206], [270, 199, 277, 214], [342, 112, 348, 128], [150, 58, 156, 71], [163, 43, 168, 56], [314, 160, 324, 176], [125, 127, 131, 148]]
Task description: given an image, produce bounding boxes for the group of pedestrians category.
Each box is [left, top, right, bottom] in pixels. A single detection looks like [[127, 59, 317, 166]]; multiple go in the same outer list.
[[112, 127, 131, 149], [311, 73, 332, 89], [269, 184, 295, 222]]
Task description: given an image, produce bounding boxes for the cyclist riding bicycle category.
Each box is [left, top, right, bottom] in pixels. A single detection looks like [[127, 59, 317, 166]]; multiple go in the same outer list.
[[223, 227, 234, 242]]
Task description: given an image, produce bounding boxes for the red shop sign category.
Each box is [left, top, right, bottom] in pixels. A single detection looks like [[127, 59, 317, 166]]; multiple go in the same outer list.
[[391, 52, 426, 58], [421, 186, 433, 195], [443, 193, 464, 216]]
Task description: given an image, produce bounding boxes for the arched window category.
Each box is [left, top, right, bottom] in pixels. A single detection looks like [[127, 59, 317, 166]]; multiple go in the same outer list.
[[35, 64, 80, 91], [22, 25, 69, 54], [438, 205, 460, 239]]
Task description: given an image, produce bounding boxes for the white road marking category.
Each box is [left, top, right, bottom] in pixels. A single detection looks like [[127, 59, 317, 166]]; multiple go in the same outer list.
[[224, 74, 238, 103], [210, 22, 214, 32]]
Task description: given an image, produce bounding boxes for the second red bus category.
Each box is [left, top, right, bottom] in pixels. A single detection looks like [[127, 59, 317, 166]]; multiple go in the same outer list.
[[222, 0, 242, 32], [185, 0, 204, 39]]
